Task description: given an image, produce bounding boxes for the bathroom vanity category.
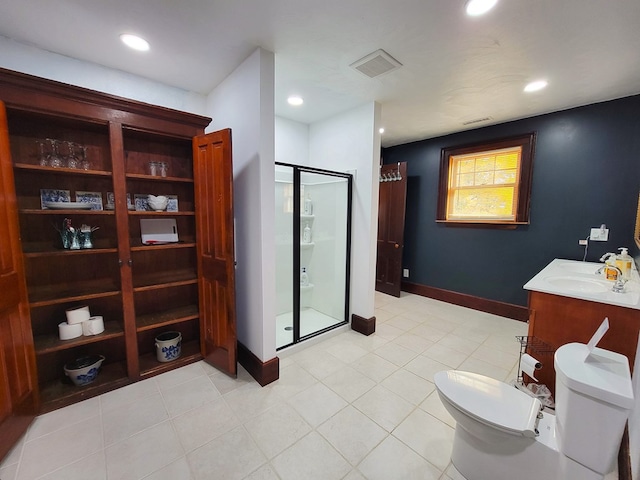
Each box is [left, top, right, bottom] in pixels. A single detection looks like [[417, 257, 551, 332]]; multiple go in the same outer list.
[[523, 259, 640, 396]]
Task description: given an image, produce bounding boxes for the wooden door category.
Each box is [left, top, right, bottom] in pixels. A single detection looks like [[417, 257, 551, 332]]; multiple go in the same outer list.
[[0, 101, 37, 461], [376, 162, 408, 297], [193, 129, 237, 376]]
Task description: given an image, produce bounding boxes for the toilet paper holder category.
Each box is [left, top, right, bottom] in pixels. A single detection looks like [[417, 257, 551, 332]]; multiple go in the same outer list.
[[515, 336, 554, 385]]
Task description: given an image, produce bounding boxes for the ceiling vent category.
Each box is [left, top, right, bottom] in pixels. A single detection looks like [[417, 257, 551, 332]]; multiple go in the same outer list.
[[350, 49, 402, 78], [462, 117, 492, 126]]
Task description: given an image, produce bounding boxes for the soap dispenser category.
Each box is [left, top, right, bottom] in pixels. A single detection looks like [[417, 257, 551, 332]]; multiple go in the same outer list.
[[304, 193, 313, 215], [600, 252, 619, 281], [616, 247, 633, 280], [300, 267, 309, 286], [302, 222, 312, 244]]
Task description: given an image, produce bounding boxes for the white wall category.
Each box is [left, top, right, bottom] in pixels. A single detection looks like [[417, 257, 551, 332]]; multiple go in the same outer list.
[[0, 36, 206, 115], [308, 102, 382, 319], [275, 117, 309, 165], [206, 48, 276, 362]]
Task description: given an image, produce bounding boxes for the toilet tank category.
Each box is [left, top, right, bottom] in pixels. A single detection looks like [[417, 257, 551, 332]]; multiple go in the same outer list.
[[554, 343, 634, 474]]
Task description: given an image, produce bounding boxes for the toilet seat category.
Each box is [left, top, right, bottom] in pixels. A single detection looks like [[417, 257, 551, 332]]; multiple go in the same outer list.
[[434, 370, 542, 437]]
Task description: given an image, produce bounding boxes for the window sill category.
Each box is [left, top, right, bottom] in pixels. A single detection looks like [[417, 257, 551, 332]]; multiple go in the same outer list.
[[436, 220, 529, 229]]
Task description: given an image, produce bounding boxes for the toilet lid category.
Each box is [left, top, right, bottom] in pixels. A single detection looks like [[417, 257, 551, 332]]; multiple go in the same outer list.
[[434, 370, 542, 437]]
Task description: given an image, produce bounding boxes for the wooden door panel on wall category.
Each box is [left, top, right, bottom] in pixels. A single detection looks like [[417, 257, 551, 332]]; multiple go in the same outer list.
[[0, 101, 37, 461], [376, 162, 407, 297], [193, 129, 237, 376]]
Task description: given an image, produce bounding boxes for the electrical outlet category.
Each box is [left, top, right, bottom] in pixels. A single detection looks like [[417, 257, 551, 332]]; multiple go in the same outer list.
[[590, 227, 609, 242], [578, 239, 588, 246], [403, 268, 409, 278]]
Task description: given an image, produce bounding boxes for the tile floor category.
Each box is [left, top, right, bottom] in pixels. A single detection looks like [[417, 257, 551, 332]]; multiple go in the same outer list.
[[0, 292, 619, 479]]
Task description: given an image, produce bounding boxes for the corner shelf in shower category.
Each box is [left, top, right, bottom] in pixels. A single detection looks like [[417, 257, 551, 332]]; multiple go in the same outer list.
[[300, 283, 314, 291], [301, 242, 315, 250]]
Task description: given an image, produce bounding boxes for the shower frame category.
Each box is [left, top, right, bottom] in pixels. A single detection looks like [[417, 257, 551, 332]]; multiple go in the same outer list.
[[276, 162, 353, 350]]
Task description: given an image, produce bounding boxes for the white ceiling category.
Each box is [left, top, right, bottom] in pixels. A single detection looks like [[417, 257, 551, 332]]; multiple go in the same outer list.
[[1, 0, 639, 147]]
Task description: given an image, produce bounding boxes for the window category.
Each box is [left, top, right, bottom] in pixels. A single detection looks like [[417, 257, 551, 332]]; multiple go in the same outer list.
[[437, 133, 536, 226]]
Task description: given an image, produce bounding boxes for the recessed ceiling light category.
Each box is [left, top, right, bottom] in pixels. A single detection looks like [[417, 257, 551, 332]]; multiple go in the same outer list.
[[524, 80, 548, 92], [379, 128, 385, 134], [287, 95, 304, 106], [465, 0, 498, 16], [120, 34, 150, 52]]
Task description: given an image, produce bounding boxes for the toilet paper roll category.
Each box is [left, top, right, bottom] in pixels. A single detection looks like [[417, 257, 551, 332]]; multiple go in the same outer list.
[[66, 305, 91, 325], [521, 353, 542, 381], [82, 316, 105, 336], [58, 322, 83, 340]]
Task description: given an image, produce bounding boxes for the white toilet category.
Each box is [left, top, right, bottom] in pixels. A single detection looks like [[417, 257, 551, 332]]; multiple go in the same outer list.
[[434, 343, 634, 480]]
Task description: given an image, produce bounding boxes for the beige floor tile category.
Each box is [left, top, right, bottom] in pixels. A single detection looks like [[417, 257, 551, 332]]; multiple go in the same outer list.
[[392, 332, 434, 353], [271, 431, 351, 480], [26, 398, 99, 441], [409, 324, 448, 342], [208, 365, 255, 395], [471, 344, 520, 368], [344, 469, 367, 480], [295, 349, 347, 379], [269, 363, 318, 399], [104, 421, 183, 480], [375, 323, 406, 341], [325, 341, 369, 363], [374, 342, 418, 366], [223, 383, 284, 422], [144, 456, 194, 480], [404, 354, 450, 383], [0, 463, 18, 480], [17, 415, 103, 480], [458, 356, 511, 381], [288, 383, 347, 427], [438, 333, 481, 355], [393, 408, 454, 471], [419, 391, 455, 428], [161, 374, 220, 417], [422, 344, 468, 368], [100, 377, 159, 412], [352, 385, 414, 432], [38, 451, 106, 480], [317, 405, 387, 465], [385, 315, 422, 332], [102, 392, 168, 446], [172, 396, 240, 453], [351, 352, 398, 383], [358, 435, 442, 480], [244, 464, 281, 479], [154, 362, 207, 391], [187, 426, 265, 480], [381, 369, 436, 405], [322, 365, 376, 403], [244, 403, 312, 459]]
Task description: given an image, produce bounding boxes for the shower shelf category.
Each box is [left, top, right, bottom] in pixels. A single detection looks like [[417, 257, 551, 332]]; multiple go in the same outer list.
[[301, 242, 315, 249]]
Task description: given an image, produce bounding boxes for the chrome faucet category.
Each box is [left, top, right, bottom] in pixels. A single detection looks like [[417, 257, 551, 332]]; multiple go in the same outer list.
[[607, 265, 627, 293]]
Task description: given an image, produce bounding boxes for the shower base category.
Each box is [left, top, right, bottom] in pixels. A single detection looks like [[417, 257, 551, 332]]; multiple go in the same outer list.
[[276, 308, 341, 349]]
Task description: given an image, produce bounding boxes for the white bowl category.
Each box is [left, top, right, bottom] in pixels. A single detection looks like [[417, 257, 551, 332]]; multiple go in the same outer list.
[[147, 195, 168, 211]]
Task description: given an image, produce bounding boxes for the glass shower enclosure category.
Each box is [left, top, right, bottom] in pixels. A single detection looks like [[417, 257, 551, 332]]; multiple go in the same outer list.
[[275, 163, 353, 350]]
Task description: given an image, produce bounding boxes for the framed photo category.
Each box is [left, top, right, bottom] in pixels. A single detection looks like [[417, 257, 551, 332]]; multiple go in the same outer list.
[[105, 192, 133, 210], [40, 189, 70, 209], [75, 191, 103, 210], [167, 195, 179, 212]]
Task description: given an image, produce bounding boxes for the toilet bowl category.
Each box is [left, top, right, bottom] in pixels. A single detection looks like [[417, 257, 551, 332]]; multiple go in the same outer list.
[[434, 343, 634, 480]]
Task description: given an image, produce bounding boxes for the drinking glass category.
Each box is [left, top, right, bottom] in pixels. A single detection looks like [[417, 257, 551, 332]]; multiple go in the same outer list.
[[36, 141, 48, 166], [47, 139, 63, 168], [66, 141, 79, 169]]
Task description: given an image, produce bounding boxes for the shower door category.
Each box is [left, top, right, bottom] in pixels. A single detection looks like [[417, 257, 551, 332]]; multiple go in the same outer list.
[[275, 163, 352, 350]]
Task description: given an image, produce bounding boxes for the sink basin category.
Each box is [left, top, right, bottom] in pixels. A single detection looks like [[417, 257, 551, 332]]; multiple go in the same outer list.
[[545, 275, 609, 293], [555, 262, 601, 275]]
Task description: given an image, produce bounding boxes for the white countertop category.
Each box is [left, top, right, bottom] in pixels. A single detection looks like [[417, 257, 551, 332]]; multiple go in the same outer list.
[[523, 258, 640, 310]]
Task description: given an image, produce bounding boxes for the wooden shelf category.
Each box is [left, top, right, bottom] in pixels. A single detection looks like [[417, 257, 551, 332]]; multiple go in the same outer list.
[[128, 210, 194, 216], [138, 339, 201, 378], [14, 163, 112, 177], [20, 209, 115, 216], [130, 242, 196, 252], [126, 173, 194, 183], [34, 321, 124, 355], [132, 269, 197, 291], [29, 282, 120, 308], [39, 361, 130, 413], [136, 305, 199, 331], [23, 246, 118, 257]]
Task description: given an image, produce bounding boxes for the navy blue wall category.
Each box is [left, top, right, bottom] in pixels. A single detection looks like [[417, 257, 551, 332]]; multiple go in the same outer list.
[[383, 95, 640, 307]]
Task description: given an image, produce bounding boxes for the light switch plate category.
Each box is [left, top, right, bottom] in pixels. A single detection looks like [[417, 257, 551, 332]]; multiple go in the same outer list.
[[590, 227, 609, 241], [403, 268, 409, 278]]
